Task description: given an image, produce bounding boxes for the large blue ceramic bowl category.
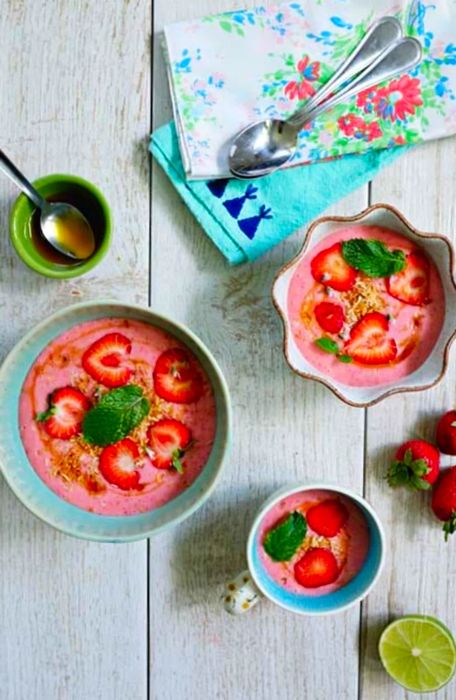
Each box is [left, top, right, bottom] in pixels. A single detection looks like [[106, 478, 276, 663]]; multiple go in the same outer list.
[[0, 301, 231, 542], [248, 483, 385, 615]]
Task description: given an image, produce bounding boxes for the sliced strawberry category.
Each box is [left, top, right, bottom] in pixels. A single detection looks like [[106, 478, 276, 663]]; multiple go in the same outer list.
[[153, 348, 203, 404], [82, 333, 133, 388], [36, 386, 91, 439], [310, 242, 357, 292], [147, 418, 192, 473], [306, 499, 349, 537], [294, 548, 340, 588], [98, 438, 141, 490], [344, 312, 397, 366], [386, 251, 430, 306], [314, 302, 345, 334]]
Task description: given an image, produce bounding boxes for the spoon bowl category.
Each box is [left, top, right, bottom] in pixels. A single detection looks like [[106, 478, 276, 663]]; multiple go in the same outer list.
[[229, 120, 297, 179], [40, 201, 96, 260]]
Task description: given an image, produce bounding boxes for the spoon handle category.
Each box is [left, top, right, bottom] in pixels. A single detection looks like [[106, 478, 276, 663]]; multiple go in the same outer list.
[[0, 149, 47, 210], [297, 16, 402, 119], [288, 37, 422, 131]]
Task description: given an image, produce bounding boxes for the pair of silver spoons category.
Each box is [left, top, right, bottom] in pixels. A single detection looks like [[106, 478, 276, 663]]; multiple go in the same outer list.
[[229, 17, 422, 179]]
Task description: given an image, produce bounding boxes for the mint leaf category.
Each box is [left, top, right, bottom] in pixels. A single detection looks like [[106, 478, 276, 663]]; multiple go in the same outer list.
[[263, 511, 307, 562], [172, 449, 185, 475], [338, 354, 353, 364], [342, 239, 406, 278], [82, 385, 150, 446], [315, 337, 339, 354]]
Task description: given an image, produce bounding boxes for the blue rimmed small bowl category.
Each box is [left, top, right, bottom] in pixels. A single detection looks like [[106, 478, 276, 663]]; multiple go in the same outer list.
[[224, 483, 385, 616], [0, 301, 231, 542]]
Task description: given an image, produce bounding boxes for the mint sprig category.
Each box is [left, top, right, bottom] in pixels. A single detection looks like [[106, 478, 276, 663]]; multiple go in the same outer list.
[[82, 385, 150, 446], [263, 511, 307, 562], [315, 337, 353, 364], [342, 239, 406, 278]]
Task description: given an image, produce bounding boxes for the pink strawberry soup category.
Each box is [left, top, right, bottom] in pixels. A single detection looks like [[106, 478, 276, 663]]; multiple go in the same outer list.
[[259, 490, 370, 596], [19, 318, 217, 516], [288, 225, 445, 387]]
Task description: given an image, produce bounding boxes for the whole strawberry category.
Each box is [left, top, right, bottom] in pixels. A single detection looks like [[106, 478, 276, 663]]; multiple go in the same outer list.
[[386, 440, 440, 490], [436, 411, 456, 455], [431, 466, 456, 541]]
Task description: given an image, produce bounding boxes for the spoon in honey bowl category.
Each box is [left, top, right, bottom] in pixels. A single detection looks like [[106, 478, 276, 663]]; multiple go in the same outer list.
[[0, 149, 95, 260]]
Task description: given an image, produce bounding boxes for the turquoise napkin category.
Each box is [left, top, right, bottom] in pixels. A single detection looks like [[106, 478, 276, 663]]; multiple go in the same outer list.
[[151, 122, 403, 265]]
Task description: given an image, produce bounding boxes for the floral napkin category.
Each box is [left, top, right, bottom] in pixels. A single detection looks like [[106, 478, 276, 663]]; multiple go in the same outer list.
[[163, 0, 456, 179]]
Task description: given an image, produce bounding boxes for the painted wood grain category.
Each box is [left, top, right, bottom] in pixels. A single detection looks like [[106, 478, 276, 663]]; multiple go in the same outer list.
[[150, 2, 369, 699], [0, 2, 150, 699], [361, 139, 456, 699]]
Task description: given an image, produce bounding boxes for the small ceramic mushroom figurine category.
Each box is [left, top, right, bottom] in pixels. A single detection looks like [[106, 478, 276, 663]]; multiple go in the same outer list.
[[223, 484, 385, 617], [223, 570, 262, 615]]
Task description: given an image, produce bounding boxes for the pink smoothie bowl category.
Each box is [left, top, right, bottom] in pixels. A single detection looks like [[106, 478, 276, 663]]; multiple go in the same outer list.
[[0, 301, 231, 541], [272, 204, 456, 408]]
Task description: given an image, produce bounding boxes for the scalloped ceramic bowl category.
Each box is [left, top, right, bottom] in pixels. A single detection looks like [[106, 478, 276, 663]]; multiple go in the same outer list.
[[272, 204, 456, 407], [0, 301, 231, 541]]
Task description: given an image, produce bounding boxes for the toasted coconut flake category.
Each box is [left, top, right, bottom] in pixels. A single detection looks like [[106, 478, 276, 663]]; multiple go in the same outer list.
[[340, 277, 385, 324]]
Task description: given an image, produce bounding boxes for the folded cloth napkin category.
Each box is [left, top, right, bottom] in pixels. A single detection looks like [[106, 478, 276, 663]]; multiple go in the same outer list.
[[151, 122, 403, 265], [163, 0, 456, 179]]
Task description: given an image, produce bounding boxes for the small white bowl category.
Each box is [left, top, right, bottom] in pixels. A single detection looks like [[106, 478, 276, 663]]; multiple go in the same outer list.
[[272, 203, 456, 407]]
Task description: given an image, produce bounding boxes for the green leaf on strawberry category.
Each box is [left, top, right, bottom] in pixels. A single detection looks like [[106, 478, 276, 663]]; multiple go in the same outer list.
[[342, 239, 406, 278], [263, 511, 307, 562], [171, 449, 185, 475], [386, 448, 431, 491], [82, 385, 150, 446]]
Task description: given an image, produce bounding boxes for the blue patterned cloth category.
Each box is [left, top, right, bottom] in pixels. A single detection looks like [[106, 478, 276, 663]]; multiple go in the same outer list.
[[150, 122, 403, 265]]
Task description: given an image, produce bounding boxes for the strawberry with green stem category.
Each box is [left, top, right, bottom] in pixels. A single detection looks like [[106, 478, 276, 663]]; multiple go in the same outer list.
[[431, 466, 456, 541], [386, 440, 440, 490]]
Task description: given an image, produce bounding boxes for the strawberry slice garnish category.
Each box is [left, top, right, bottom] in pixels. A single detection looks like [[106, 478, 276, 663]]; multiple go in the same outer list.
[[386, 251, 430, 306], [82, 333, 133, 388], [36, 386, 90, 439], [344, 312, 397, 365], [147, 418, 192, 473], [314, 302, 345, 334], [98, 438, 141, 490], [294, 548, 340, 588], [310, 242, 357, 292], [153, 348, 203, 404], [306, 499, 349, 537]]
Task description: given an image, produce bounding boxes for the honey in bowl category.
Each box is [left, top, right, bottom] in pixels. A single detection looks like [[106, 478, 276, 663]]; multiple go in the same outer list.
[[29, 188, 103, 265]]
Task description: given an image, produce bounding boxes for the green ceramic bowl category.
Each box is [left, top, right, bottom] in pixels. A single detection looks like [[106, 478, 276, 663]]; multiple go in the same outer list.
[[10, 174, 112, 278]]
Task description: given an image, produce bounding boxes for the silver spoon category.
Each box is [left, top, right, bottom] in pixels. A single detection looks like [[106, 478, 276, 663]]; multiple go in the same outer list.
[[229, 35, 422, 179], [0, 149, 95, 260]]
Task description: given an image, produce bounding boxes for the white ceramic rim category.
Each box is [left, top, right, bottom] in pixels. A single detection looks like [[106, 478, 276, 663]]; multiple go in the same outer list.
[[246, 482, 386, 616]]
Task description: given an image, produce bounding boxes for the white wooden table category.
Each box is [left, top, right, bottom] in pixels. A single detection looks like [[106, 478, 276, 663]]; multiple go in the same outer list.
[[1, 2, 455, 698]]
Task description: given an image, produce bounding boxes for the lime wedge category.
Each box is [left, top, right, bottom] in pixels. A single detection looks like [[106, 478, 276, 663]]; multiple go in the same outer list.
[[379, 615, 456, 693]]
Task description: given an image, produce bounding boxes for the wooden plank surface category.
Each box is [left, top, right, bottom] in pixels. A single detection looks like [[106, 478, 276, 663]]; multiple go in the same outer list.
[[0, 2, 150, 699], [2, 1, 456, 699], [361, 139, 456, 700], [150, 2, 367, 699]]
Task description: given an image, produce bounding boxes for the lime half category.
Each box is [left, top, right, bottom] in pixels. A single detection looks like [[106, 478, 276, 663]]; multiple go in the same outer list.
[[379, 615, 456, 693]]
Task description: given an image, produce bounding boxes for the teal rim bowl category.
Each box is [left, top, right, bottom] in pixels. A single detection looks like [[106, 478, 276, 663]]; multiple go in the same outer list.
[[247, 483, 386, 615], [0, 301, 231, 542], [9, 174, 112, 279]]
